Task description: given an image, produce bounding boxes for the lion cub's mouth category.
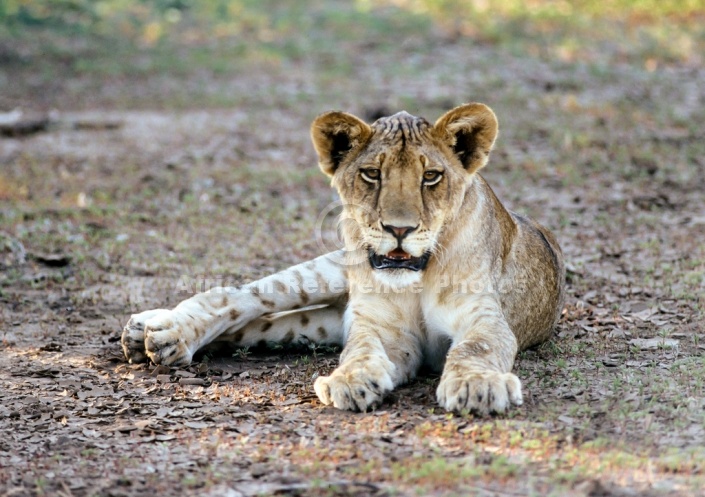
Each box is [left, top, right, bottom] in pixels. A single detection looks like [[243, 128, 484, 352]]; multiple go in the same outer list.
[[368, 248, 431, 271]]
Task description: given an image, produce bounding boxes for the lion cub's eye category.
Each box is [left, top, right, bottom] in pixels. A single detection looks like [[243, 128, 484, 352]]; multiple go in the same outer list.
[[361, 168, 381, 183], [423, 170, 443, 185]]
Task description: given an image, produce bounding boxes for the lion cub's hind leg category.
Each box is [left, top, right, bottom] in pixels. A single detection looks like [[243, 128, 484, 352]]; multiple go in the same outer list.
[[218, 304, 345, 350], [122, 309, 173, 364]]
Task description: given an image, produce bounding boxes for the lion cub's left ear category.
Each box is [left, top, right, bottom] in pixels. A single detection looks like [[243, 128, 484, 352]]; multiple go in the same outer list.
[[434, 103, 499, 175], [311, 111, 372, 177]]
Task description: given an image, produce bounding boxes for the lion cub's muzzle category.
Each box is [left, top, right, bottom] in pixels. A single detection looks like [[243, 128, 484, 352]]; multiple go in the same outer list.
[[367, 248, 431, 271], [368, 222, 431, 271]]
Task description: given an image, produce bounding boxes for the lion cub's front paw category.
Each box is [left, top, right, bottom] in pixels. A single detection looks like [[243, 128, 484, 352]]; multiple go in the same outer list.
[[121, 309, 196, 367], [314, 359, 395, 412], [436, 369, 523, 415]]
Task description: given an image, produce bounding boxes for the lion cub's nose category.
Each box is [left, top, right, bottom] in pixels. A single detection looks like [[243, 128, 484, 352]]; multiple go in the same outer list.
[[382, 223, 417, 241]]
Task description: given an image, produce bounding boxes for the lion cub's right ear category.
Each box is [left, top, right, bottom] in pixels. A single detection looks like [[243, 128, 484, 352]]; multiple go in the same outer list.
[[311, 111, 372, 177]]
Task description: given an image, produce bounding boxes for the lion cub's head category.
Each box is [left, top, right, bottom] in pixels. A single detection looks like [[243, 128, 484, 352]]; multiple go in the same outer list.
[[311, 103, 498, 284]]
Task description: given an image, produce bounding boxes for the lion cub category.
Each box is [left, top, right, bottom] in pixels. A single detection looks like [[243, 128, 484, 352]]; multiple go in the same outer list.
[[122, 103, 565, 415]]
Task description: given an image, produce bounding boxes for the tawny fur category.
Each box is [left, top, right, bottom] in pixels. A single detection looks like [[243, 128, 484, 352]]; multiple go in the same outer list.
[[122, 103, 565, 415]]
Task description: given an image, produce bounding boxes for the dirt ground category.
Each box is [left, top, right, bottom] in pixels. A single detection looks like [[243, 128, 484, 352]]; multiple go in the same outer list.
[[1, 3, 705, 496]]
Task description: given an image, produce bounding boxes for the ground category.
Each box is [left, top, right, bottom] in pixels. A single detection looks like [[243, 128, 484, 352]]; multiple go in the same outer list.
[[1, 2, 705, 496]]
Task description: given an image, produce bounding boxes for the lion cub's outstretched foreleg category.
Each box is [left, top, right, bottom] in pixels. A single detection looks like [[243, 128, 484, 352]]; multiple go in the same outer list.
[[121, 252, 348, 366]]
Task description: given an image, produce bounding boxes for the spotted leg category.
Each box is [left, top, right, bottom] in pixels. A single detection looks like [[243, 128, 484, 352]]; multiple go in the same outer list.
[[122, 251, 348, 366]]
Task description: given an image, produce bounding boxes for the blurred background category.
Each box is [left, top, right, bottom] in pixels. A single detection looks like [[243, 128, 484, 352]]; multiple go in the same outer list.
[[2, 0, 704, 276], [2, 0, 704, 110]]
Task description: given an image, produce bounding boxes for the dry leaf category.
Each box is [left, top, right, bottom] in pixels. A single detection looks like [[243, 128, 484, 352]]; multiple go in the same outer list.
[[629, 338, 679, 350], [183, 421, 209, 429]]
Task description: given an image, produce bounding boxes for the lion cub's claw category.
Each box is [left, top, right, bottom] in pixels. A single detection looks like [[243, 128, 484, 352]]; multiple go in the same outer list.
[[436, 370, 523, 415], [314, 361, 395, 412]]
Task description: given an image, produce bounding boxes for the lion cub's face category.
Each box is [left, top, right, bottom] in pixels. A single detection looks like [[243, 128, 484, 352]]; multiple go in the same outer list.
[[311, 104, 498, 284]]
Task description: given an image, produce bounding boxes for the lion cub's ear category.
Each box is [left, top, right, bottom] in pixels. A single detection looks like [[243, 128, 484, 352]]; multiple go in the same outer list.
[[434, 103, 499, 174], [311, 111, 372, 177]]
